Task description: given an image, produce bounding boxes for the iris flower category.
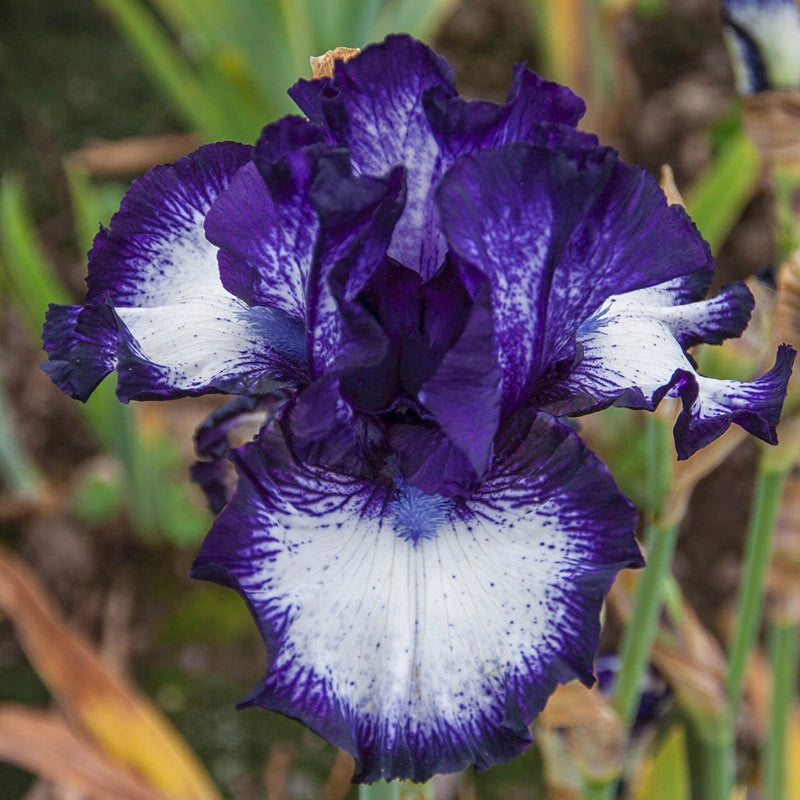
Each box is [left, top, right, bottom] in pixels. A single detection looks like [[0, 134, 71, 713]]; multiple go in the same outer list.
[[722, 0, 800, 93], [42, 36, 793, 783]]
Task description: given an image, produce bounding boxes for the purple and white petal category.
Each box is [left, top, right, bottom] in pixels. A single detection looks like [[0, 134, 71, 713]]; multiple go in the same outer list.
[[298, 35, 457, 279], [113, 296, 306, 400], [86, 143, 251, 306], [205, 118, 327, 318], [191, 414, 640, 783], [46, 143, 310, 401], [423, 64, 586, 158], [436, 142, 714, 413], [307, 152, 405, 375], [41, 301, 118, 402], [538, 279, 794, 458]]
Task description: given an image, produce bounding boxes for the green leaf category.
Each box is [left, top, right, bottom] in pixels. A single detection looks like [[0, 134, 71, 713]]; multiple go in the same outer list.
[[634, 726, 690, 800], [0, 174, 70, 336], [0, 379, 42, 498], [94, 0, 228, 138], [685, 127, 761, 255]]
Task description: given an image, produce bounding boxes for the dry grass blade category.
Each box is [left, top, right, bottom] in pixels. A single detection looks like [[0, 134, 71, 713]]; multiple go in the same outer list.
[[0, 704, 167, 800], [67, 133, 199, 177], [0, 547, 222, 800]]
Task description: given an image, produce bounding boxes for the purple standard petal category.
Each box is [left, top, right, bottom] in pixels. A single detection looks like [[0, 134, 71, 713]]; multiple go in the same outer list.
[[307, 152, 405, 375], [386, 423, 479, 497], [206, 117, 327, 318], [282, 375, 388, 478], [44, 143, 309, 402], [294, 35, 457, 279], [191, 414, 640, 783], [291, 37, 589, 280], [423, 63, 586, 159], [538, 278, 794, 458], [436, 141, 714, 413]]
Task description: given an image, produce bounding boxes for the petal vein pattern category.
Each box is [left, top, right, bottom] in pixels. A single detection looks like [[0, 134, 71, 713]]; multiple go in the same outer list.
[[543, 279, 794, 458], [42, 142, 308, 401], [192, 415, 640, 782]]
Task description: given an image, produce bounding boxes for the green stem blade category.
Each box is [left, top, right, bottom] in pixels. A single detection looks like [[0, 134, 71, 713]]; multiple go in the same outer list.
[[584, 416, 677, 800], [726, 469, 787, 713], [764, 621, 800, 800]]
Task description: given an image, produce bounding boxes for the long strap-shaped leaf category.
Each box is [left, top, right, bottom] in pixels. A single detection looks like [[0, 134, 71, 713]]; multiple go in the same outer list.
[[0, 547, 222, 800]]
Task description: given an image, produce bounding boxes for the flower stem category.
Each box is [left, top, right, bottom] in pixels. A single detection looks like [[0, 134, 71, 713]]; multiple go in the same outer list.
[[583, 415, 678, 800], [765, 620, 800, 800], [611, 414, 678, 727], [718, 465, 789, 795], [726, 468, 787, 713], [359, 782, 400, 800], [611, 520, 680, 726]]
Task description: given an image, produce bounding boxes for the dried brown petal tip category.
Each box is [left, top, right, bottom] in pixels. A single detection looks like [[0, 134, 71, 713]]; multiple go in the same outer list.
[[659, 164, 685, 208], [310, 47, 361, 79]]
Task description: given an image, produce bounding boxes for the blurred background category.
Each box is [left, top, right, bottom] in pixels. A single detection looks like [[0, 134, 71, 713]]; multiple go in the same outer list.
[[1, 1, 799, 799]]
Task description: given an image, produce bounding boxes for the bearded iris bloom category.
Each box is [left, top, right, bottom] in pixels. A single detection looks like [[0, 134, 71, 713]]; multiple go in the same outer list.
[[722, 0, 800, 93], [42, 36, 793, 782]]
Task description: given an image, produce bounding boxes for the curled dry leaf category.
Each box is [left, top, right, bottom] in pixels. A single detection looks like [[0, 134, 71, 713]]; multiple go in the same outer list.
[[310, 47, 361, 79], [540, 681, 625, 783], [743, 90, 800, 166], [0, 547, 222, 800], [775, 252, 800, 353], [608, 571, 728, 722], [0, 705, 166, 800], [666, 426, 748, 526]]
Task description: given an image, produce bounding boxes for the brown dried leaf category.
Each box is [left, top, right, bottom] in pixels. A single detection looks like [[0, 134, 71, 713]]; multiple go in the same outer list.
[[0, 705, 166, 800], [768, 456, 800, 623], [652, 600, 728, 719], [775, 253, 800, 352], [0, 547, 221, 800], [666, 426, 748, 525], [609, 570, 728, 720], [540, 682, 625, 782], [67, 134, 199, 177], [743, 90, 800, 166], [321, 749, 355, 800], [310, 47, 360, 79]]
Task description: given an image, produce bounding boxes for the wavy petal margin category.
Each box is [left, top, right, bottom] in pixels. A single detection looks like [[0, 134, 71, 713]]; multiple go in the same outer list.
[[42, 143, 308, 402], [191, 414, 640, 782]]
